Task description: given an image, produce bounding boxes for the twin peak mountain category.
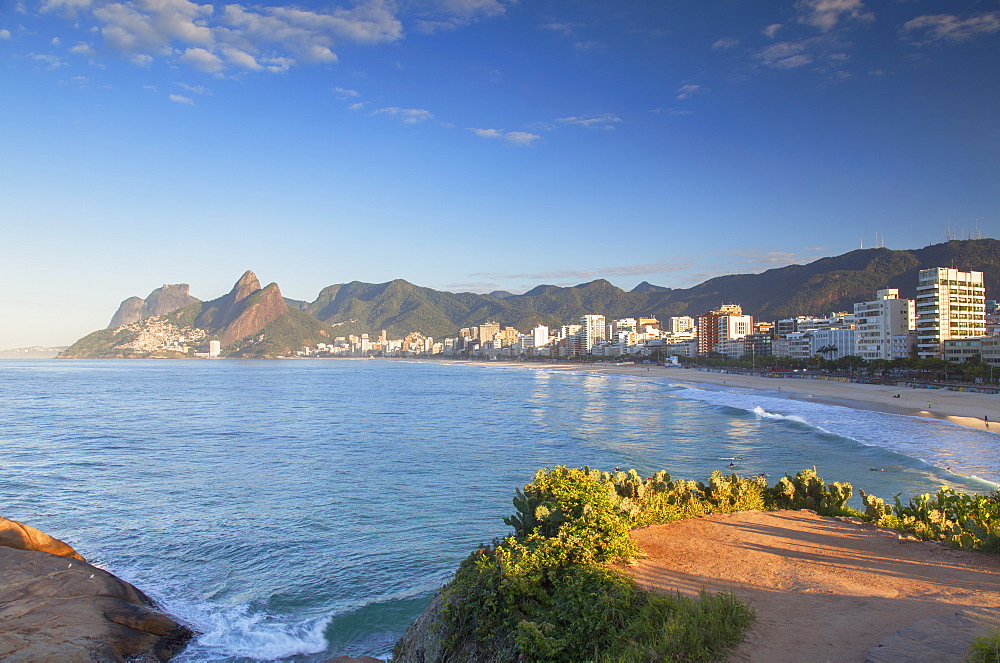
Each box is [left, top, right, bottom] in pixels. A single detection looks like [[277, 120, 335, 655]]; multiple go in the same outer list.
[[60, 239, 1000, 358]]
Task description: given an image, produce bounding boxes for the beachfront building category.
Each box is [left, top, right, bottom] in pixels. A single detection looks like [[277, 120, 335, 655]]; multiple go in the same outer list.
[[981, 337, 1000, 366], [532, 325, 550, 349], [809, 327, 857, 360], [890, 333, 918, 359], [916, 268, 986, 359], [666, 316, 695, 334], [772, 332, 811, 360], [580, 314, 607, 354], [854, 289, 914, 361], [695, 304, 752, 355], [943, 338, 984, 363]]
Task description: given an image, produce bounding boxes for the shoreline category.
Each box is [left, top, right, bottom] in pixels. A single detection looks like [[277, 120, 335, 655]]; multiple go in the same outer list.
[[467, 361, 1000, 434]]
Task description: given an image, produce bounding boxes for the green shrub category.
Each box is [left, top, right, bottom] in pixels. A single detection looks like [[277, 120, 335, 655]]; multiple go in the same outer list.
[[860, 487, 1000, 552], [968, 629, 1000, 662], [437, 466, 756, 661], [764, 467, 856, 516]]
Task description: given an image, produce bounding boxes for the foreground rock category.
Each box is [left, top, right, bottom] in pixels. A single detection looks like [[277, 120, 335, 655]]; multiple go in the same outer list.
[[0, 517, 193, 662], [624, 510, 1000, 662]]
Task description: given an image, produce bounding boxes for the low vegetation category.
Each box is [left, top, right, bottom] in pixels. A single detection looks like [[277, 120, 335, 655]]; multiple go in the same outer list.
[[968, 630, 1000, 663], [394, 466, 999, 661], [860, 487, 1000, 552]]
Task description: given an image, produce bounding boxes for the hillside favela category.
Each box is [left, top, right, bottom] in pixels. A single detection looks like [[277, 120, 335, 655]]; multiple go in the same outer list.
[[56, 241, 1000, 371], [5, 1, 1000, 662]]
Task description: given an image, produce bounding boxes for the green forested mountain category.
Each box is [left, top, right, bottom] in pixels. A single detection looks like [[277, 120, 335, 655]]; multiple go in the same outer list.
[[301, 239, 1000, 335], [63, 239, 1000, 356]]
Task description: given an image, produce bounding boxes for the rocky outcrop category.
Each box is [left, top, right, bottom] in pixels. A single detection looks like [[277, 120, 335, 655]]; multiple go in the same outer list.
[[109, 296, 146, 328], [0, 517, 193, 662], [392, 594, 447, 662], [108, 285, 200, 328], [220, 282, 289, 347]]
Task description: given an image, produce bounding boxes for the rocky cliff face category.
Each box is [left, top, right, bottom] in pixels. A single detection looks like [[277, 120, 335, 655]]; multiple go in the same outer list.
[[220, 282, 289, 346], [193, 271, 289, 347], [108, 284, 200, 328], [0, 517, 193, 661], [109, 296, 146, 328]]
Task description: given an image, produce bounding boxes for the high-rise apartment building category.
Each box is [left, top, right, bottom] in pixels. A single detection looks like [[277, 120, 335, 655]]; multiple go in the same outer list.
[[666, 316, 695, 334], [915, 268, 986, 359], [854, 289, 914, 361], [478, 322, 501, 343], [532, 325, 550, 348], [695, 305, 752, 355], [579, 314, 607, 353]]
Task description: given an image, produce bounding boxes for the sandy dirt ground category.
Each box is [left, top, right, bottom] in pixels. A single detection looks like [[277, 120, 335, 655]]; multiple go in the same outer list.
[[623, 510, 1000, 662]]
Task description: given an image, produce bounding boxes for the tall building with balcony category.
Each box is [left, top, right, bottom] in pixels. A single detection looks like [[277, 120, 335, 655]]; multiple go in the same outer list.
[[915, 268, 986, 359], [579, 314, 607, 354], [695, 305, 751, 355], [854, 289, 914, 361]]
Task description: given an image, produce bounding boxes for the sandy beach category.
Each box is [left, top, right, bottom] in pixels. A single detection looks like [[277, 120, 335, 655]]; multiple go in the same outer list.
[[624, 510, 1000, 662], [484, 361, 1000, 434]]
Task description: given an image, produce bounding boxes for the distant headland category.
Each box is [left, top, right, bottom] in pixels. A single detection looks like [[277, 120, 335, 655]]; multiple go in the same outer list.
[[56, 238, 1000, 359]]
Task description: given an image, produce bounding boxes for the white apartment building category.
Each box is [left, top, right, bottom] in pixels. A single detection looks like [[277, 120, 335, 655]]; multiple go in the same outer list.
[[809, 327, 857, 360], [666, 316, 695, 334], [854, 289, 914, 361], [580, 314, 607, 353], [532, 325, 550, 348], [772, 332, 811, 359], [916, 267, 986, 359]]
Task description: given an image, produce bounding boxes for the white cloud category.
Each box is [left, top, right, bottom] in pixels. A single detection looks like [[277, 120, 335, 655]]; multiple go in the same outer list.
[[473, 128, 502, 138], [796, 0, 873, 33], [220, 46, 260, 69], [676, 83, 706, 100], [471, 260, 695, 282], [176, 81, 209, 94], [503, 131, 540, 146], [762, 23, 782, 39], [70, 41, 99, 59], [903, 13, 1000, 44], [471, 128, 540, 146], [540, 22, 579, 35], [712, 37, 739, 50], [372, 106, 434, 123], [40, 0, 94, 17], [347, 101, 367, 111], [0, 29, 11, 40], [178, 46, 223, 72], [754, 41, 813, 68], [413, 0, 510, 32], [333, 86, 359, 98], [555, 113, 621, 130], [168, 92, 193, 104], [36, 0, 515, 75], [28, 52, 67, 68]]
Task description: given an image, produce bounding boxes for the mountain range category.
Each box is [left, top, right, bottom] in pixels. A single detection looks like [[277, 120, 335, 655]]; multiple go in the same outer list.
[[60, 239, 1000, 358]]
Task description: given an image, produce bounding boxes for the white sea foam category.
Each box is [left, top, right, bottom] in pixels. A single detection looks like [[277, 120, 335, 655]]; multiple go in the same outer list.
[[751, 405, 809, 425], [665, 381, 1000, 485], [179, 604, 332, 660]]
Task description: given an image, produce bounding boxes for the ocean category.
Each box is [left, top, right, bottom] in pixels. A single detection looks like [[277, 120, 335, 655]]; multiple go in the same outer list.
[[1, 359, 997, 661]]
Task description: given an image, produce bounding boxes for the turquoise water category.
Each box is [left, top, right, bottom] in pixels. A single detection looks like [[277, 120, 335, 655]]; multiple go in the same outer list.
[[0, 359, 996, 660]]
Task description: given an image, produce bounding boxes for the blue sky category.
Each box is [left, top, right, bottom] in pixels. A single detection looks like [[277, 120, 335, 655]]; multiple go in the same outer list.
[[2, 0, 999, 348]]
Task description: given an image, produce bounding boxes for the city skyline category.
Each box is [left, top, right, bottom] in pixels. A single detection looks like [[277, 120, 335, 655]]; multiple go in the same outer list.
[[2, 0, 999, 348]]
